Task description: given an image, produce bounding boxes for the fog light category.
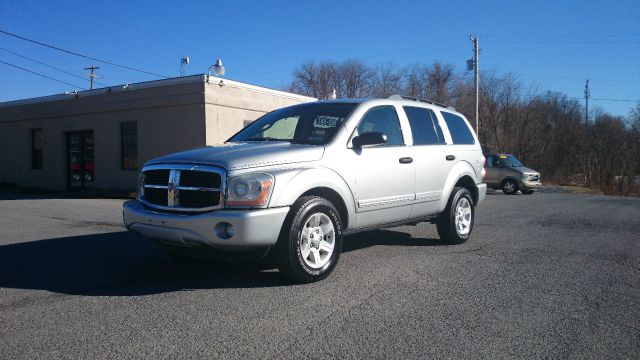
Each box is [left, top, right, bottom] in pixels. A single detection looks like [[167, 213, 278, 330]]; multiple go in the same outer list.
[[215, 222, 235, 239], [224, 223, 235, 237]]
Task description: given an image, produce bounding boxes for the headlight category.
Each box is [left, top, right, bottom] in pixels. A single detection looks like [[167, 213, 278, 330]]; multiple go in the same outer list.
[[522, 173, 530, 180], [137, 172, 144, 199], [226, 173, 274, 208]]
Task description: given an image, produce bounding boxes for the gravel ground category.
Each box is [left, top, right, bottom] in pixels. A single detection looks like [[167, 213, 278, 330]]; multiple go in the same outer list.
[[0, 191, 638, 359]]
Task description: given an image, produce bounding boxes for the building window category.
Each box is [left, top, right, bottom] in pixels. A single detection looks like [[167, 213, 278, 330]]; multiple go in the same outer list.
[[121, 122, 138, 170], [31, 129, 43, 169]]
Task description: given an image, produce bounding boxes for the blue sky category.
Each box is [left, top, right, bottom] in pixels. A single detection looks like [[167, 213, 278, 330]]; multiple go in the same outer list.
[[1, 0, 638, 116]]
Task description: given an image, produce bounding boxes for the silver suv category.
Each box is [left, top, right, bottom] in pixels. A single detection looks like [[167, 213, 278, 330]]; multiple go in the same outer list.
[[484, 154, 541, 195], [123, 96, 487, 282]]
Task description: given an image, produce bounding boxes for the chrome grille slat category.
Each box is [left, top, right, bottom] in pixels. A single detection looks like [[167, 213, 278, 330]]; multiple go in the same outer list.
[[143, 184, 168, 189], [173, 186, 220, 192], [139, 164, 225, 212]]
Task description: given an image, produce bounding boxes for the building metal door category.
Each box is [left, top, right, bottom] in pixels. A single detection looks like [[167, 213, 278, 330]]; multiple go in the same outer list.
[[67, 131, 95, 189]]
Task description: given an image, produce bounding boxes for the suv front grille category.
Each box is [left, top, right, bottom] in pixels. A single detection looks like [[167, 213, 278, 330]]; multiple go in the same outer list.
[[140, 165, 225, 212], [180, 170, 221, 188], [142, 187, 169, 206], [144, 169, 170, 185]]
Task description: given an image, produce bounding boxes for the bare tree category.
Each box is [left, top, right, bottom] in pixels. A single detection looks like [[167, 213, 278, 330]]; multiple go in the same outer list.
[[372, 62, 402, 98], [339, 60, 374, 98], [288, 59, 638, 194], [628, 102, 640, 175], [291, 61, 340, 99], [400, 63, 427, 98], [426, 62, 455, 104]]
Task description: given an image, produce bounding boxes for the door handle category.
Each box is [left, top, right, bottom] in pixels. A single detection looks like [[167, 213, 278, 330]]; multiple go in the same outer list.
[[446, 155, 456, 161], [399, 157, 413, 164]]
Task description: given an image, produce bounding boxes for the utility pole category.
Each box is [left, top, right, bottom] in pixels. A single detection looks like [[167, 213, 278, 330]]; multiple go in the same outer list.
[[180, 56, 190, 77], [84, 65, 100, 90], [470, 35, 480, 138], [584, 79, 590, 124]]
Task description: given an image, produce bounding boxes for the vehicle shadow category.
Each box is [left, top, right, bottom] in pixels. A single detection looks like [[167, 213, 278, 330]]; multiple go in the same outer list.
[[0, 192, 132, 201], [0, 229, 446, 296], [343, 229, 447, 252], [0, 231, 286, 296]]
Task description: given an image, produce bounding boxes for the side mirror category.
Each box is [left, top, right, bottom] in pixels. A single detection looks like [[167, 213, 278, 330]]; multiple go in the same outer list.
[[352, 132, 388, 149]]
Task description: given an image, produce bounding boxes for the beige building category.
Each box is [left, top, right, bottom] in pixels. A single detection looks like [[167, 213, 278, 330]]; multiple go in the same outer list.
[[0, 75, 315, 191]]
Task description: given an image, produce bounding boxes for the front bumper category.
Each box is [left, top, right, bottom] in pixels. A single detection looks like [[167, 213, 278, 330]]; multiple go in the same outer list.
[[123, 200, 289, 250], [520, 180, 542, 190]]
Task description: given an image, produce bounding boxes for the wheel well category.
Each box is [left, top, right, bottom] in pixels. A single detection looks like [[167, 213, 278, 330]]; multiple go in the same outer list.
[[500, 177, 519, 188], [455, 176, 479, 205], [300, 187, 349, 228]]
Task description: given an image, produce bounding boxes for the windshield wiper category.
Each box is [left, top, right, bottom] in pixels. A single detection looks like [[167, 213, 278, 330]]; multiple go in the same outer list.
[[245, 137, 290, 142], [243, 137, 320, 145]]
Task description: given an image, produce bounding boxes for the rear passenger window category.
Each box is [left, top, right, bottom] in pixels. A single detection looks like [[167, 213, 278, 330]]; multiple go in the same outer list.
[[441, 112, 475, 144], [486, 155, 494, 167], [403, 106, 445, 145], [357, 106, 404, 145]]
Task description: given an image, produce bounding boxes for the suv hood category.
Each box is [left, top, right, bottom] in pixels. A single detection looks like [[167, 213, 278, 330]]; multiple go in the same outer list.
[[513, 166, 539, 174], [146, 141, 325, 170]]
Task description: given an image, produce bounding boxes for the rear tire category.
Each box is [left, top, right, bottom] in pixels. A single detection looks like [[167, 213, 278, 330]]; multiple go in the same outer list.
[[436, 187, 474, 245], [275, 196, 343, 283], [502, 179, 518, 195]]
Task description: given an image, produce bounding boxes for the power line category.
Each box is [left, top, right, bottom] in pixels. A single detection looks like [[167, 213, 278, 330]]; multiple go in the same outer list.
[[479, 33, 640, 38], [482, 40, 639, 44], [0, 59, 87, 90], [505, 71, 640, 84], [0, 29, 169, 79], [234, 36, 468, 77], [590, 97, 638, 102], [479, 68, 640, 84], [509, 92, 637, 103], [0, 47, 109, 87], [362, 36, 466, 60]]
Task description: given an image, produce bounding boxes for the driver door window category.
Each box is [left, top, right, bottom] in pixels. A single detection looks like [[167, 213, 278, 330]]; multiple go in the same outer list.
[[357, 106, 404, 145]]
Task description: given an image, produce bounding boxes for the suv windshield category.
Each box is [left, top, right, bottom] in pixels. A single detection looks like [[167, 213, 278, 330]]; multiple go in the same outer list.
[[497, 155, 523, 167], [228, 103, 357, 145]]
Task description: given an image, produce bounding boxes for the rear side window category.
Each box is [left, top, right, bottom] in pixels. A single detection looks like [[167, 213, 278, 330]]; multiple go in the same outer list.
[[441, 111, 475, 145], [485, 155, 495, 167], [403, 106, 445, 145]]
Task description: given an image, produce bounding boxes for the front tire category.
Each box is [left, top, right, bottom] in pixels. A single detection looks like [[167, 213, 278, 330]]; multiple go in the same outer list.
[[436, 187, 474, 244], [275, 196, 343, 283], [502, 179, 518, 195]]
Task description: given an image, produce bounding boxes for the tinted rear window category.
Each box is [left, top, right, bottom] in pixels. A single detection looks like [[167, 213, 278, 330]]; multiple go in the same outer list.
[[441, 111, 475, 145], [403, 106, 445, 145]]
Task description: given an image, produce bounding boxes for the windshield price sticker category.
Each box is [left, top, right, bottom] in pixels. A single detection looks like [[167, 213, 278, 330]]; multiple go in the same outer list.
[[314, 116, 340, 128]]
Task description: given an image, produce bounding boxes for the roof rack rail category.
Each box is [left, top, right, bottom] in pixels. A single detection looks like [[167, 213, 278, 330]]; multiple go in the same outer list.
[[388, 94, 454, 110]]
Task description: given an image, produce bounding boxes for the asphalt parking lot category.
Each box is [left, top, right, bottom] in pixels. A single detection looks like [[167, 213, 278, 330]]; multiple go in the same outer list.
[[0, 191, 638, 359]]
